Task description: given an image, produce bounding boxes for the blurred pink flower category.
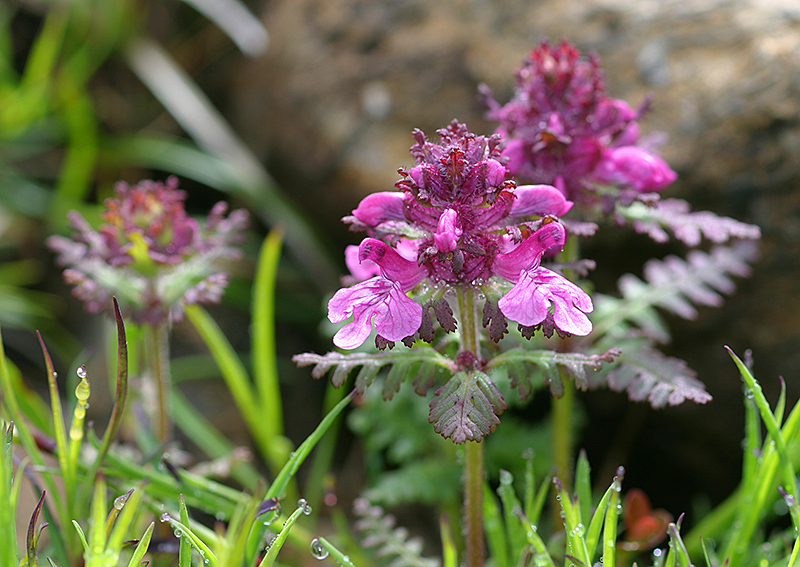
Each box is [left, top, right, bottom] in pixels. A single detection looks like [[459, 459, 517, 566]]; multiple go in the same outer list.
[[48, 177, 248, 325]]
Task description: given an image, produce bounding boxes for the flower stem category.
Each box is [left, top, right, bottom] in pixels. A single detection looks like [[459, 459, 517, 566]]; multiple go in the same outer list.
[[464, 440, 484, 567], [146, 322, 171, 443], [552, 377, 574, 489], [458, 286, 484, 567]]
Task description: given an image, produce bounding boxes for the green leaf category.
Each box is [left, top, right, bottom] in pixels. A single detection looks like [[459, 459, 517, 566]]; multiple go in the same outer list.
[[363, 459, 461, 507], [124, 522, 154, 567], [251, 229, 291, 473], [429, 370, 507, 444], [0, 423, 17, 567], [482, 484, 508, 567], [256, 504, 305, 567], [315, 537, 358, 567], [497, 470, 526, 563], [602, 468, 624, 567]]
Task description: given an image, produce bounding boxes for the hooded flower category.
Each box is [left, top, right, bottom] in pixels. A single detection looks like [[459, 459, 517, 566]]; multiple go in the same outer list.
[[328, 121, 592, 349], [482, 40, 676, 209], [47, 177, 249, 325]]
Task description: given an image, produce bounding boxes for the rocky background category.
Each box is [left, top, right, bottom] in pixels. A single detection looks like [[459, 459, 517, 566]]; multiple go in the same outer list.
[[221, 0, 800, 520]]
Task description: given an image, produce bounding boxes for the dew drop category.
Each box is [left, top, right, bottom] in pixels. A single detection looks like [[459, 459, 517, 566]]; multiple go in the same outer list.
[[298, 498, 312, 515], [76, 365, 87, 379], [570, 523, 585, 537], [160, 512, 171, 523], [310, 538, 329, 560], [499, 469, 513, 485], [113, 492, 130, 510]]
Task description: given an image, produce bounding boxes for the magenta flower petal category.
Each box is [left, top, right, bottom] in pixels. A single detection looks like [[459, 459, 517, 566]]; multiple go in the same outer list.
[[510, 184, 573, 218], [359, 238, 427, 289], [492, 222, 566, 281], [497, 270, 550, 327], [328, 277, 423, 349], [484, 158, 507, 187], [498, 267, 593, 335], [352, 192, 406, 227], [502, 138, 526, 175], [345, 244, 381, 282], [434, 209, 462, 253], [592, 146, 676, 192]]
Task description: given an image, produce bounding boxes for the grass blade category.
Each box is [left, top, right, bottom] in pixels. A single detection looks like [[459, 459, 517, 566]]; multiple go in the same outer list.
[[252, 229, 292, 473], [125, 522, 154, 567], [602, 467, 624, 567]]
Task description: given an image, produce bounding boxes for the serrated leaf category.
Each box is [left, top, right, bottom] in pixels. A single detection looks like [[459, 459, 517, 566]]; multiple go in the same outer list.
[[428, 370, 507, 443], [620, 198, 761, 246], [293, 348, 455, 399], [591, 338, 711, 408], [592, 242, 758, 341], [354, 498, 441, 567], [486, 349, 620, 400]]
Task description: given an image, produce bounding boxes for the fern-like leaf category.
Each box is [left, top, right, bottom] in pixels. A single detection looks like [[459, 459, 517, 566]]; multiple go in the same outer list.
[[619, 199, 761, 245], [428, 370, 507, 443], [486, 348, 621, 400], [293, 348, 455, 399], [592, 242, 757, 341], [588, 337, 712, 407], [353, 498, 441, 567]]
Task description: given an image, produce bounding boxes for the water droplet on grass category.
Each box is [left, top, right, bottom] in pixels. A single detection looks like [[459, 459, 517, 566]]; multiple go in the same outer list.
[[310, 538, 329, 560], [298, 498, 312, 515]]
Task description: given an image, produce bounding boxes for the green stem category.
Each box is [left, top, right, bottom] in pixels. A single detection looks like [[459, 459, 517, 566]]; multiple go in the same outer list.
[[146, 322, 171, 443], [458, 286, 484, 567], [464, 440, 484, 567], [552, 379, 574, 489]]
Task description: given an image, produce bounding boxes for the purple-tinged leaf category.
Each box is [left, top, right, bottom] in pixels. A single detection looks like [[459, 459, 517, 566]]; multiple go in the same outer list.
[[293, 348, 455, 399], [486, 348, 620, 400], [592, 242, 758, 341], [353, 498, 441, 567], [429, 370, 507, 443], [593, 339, 711, 407], [620, 198, 761, 246]]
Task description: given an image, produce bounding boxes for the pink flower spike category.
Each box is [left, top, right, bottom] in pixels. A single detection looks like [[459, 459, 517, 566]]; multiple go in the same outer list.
[[359, 238, 427, 290], [328, 277, 423, 349], [493, 221, 566, 281], [434, 209, 462, 253], [510, 185, 573, 218], [344, 245, 381, 282], [498, 267, 593, 336], [351, 192, 406, 227], [593, 147, 677, 192]]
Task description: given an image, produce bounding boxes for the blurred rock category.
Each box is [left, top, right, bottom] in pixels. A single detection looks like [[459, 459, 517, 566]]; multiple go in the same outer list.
[[228, 0, 800, 518]]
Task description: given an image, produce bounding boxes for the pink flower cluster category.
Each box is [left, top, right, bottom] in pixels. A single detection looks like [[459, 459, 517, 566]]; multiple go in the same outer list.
[[482, 40, 676, 210], [328, 121, 593, 350], [48, 177, 248, 325]]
